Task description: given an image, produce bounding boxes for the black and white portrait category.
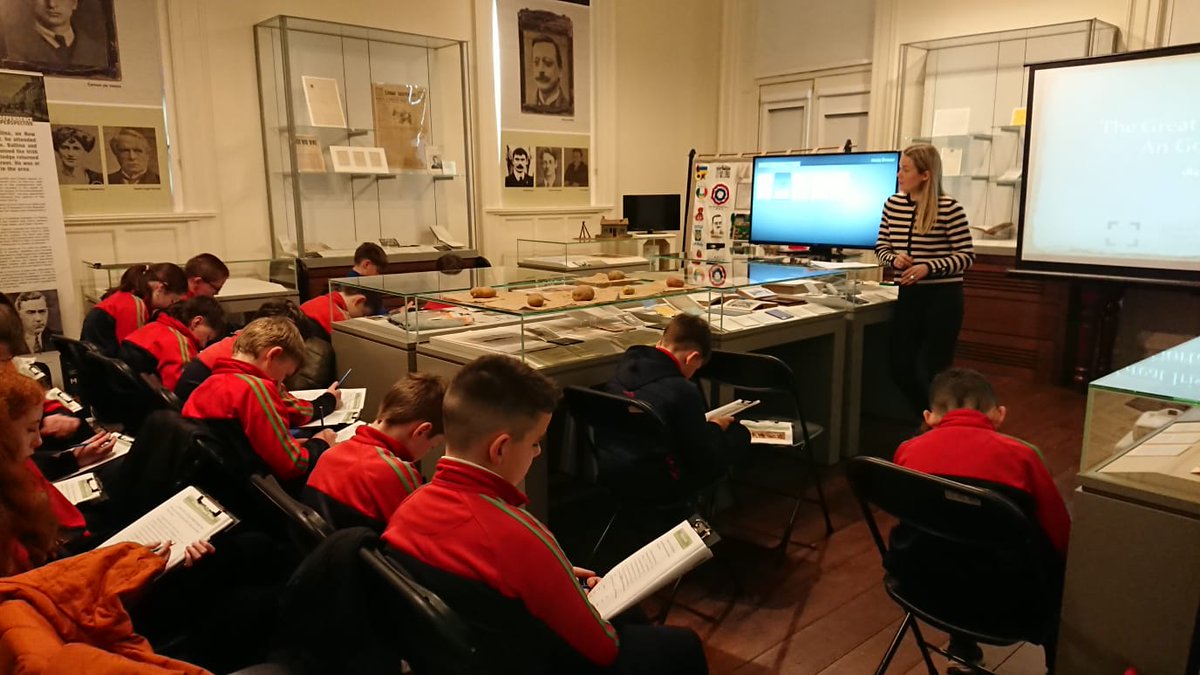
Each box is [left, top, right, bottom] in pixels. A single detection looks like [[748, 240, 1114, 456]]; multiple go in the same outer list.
[[0, 71, 48, 122], [0, 0, 120, 80], [12, 289, 61, 354], [50, 124, 103, 185], [504, 145, 534, 188], [535, 146, 562, 188], [103, 126, 160, 185], [563, 147, 588, 187], [518, 9, 573, 117]]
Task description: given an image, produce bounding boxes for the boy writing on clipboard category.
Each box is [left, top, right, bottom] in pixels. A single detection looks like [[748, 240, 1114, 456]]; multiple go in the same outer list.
[[383, 355, 707, 674]]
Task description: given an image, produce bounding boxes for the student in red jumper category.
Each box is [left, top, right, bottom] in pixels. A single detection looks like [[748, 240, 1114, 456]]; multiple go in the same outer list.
[[306, 373, 445, 530], [119, 296, 226, 391], [384, 355, 707, 675], [890, 367, 1070, 674], [298, 286, 371, 340], [81, 263, 188, 356], [184, 253, 230, 298], [182, 317, 338, 482]]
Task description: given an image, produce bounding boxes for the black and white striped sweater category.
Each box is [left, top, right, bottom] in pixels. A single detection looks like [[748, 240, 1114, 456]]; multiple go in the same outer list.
[[875, 193, 974, 284]]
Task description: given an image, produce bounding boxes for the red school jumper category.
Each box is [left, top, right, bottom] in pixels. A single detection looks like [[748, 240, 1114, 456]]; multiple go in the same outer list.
[[121, 314, 202, 391], [307, 424, 424, 523], [383, 457, 620, 666], [299, 293, 348, 337]]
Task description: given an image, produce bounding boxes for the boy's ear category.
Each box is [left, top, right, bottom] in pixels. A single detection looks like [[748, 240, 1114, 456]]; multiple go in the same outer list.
[[264, 345, 284, 361], [486, 433, 510, 465], [412, 421, 434, 439], [988, 405, 1007, 429], [922, 409, 940, 428]]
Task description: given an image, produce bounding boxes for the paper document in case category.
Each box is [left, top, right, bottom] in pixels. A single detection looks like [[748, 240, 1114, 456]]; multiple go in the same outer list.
[[705, 399, 760, 421], [302, 76, 347, 128], [52, 472, 103, 506], [102, 486, 236, 570], [290, 388, 368, 427], [586, 519, 714, 620], [429, 224, 464, 248]]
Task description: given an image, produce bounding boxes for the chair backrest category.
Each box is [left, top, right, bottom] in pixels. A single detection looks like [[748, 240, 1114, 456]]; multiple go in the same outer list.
[[695, 349, 811, 443], [48, 335, 95, 397], [562, 385, 673, 478], [250, 473, 334, 554], [360, 548, 488, 675], [846, 456, 1042, 555], [81, 350, 179, 432], [302, 485, 386, 533]]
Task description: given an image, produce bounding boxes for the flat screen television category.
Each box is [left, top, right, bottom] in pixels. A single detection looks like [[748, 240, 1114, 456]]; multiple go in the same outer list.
[[749, 151, 900, 251], [623, 194, 681, 232]]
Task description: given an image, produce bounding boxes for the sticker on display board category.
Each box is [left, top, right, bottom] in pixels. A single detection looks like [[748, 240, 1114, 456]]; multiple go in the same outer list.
[[695, 165, 708, 181], [694, 248, 705, 259], [690, 265, 708, 285], [709, 213, 725, 240], [695, 186, 708, 200], [716, 165, 732, 179], [709, 264, 728, 286], [711, 183, 731, 206], [692, 225, 703, 242], [694, 206, 705, 221], [705, 242, 726, 251]]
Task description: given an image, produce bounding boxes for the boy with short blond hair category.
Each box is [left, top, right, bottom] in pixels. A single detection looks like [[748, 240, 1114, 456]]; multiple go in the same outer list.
[[183, 317, 339, 480], [384, 355, 707, 674], [306, 373, 446, 527]]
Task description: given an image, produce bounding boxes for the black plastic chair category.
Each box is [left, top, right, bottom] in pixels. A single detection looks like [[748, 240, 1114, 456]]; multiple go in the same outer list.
[[695, 349, 833, 550], [302, 485, 387, 533], [250, 473, 334, 555], [360, 547, 486, 675], [80, 350, 180, 433], [845, 456, 1062, 675], [49, 334, 94, 398], [562, 385, 705, 563]]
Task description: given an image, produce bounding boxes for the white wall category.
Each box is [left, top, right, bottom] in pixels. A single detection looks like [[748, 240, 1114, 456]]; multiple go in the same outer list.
[[866, 0, 1171, 149], [754, 0, 874, 78]]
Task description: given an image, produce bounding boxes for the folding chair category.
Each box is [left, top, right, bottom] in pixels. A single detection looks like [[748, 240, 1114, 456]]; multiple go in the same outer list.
[[361, 548, 485, 675], [301, 485, 388, 532], [80, 350, 179, 433], [845, 456, 1062, 675], [48, 334, 94, 398], [695, 349, 833, 551], [250, 474, 334, 555]]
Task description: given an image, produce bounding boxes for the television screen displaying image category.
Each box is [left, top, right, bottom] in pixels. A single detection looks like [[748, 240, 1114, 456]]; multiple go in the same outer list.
[[623, 194, 681, 232], [749, 152, 900, 248]]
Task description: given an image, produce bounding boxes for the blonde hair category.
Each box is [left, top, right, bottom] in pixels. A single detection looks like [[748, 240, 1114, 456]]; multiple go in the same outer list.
[[233, 317, 305, 364], [903, 144, 944, 235]]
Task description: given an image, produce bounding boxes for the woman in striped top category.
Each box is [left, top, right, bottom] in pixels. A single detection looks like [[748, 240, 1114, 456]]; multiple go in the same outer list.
[[876, 144, 974, 417]]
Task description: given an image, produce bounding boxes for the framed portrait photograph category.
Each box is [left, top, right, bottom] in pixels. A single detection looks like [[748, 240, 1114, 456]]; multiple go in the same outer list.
[[102, 126, 160, 185], [563, 147, 588, 187], [534, 146, 562, 188], [11, 288, 62, 355], [50, 124, 104, 185], [518, 9, 573, 117], [503, 144, 534, 188], [0, 0, 121, 80]]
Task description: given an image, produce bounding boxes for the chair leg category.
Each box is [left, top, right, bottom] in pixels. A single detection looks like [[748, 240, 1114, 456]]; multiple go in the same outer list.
[[908, 619, 938, 675], [588, 505, 621, 568], [876, 613, 914, 675], [806, 446, 834, 535]]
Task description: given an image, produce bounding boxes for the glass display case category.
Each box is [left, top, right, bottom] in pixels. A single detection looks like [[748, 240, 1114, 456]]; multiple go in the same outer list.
[[651, 256, 890, 333], [410, 273, 711, 369], [1079, 335, 1200, 511], [895, 20, 1119, 248], [80, 258, 298, 313], [255, 16, 475, 259], [516, 237, 654, 273]]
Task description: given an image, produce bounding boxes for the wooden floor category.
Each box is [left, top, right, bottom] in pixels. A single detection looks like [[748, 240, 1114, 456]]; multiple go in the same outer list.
[[556, 375, 1088, 675]]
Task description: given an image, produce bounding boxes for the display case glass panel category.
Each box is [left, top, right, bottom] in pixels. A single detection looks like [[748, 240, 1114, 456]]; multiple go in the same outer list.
[[255, 16, 474, 258]]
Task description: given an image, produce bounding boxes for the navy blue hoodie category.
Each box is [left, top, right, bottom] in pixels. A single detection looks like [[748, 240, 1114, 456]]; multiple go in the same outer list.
[[603, 345, 749, 492]]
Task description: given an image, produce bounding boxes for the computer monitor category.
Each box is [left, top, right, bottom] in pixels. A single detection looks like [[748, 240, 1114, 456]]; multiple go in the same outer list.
[[749, 151, 900, 251], [623, 194, 681, 232]]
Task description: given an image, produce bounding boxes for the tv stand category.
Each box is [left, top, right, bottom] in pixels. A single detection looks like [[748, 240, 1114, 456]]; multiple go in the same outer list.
[[806, 246, 849, 262]]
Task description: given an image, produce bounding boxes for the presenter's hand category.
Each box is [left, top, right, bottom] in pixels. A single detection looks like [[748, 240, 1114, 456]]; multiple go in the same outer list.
[[326, 382, 343, 408], [41, 414, 81, 438], [893, 253, 915, 270], [898, 264, 930, 286], [74, 431, 117, 467]]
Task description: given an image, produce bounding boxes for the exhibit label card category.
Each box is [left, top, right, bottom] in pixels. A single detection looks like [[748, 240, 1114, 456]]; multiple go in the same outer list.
[[302, 76, 346, 128]]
